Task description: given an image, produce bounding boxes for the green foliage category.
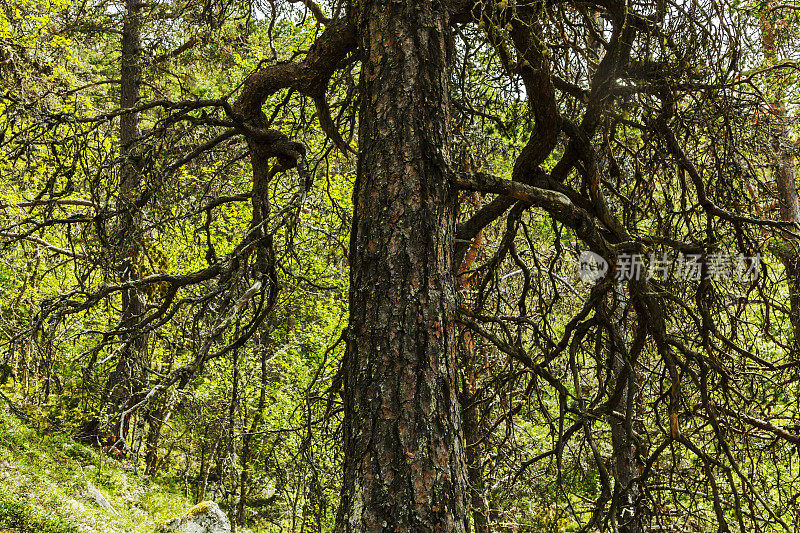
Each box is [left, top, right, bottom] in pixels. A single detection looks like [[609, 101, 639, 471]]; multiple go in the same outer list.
[[4, 0, 800, 530]]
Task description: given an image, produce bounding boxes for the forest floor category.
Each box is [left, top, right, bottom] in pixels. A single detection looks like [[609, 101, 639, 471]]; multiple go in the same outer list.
[[0, 403, 198, 533]]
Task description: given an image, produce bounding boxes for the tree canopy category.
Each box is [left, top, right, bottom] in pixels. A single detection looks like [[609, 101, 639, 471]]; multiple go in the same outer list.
[[2, 0, 800, 531]]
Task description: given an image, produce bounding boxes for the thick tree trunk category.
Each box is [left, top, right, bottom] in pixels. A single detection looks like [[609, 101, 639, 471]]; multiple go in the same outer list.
[[336, 1, 468, 531]]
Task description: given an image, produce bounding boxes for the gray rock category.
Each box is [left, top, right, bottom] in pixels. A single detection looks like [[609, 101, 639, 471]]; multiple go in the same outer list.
[[157, 501, 231, 533], [86, 481, 117, 514]]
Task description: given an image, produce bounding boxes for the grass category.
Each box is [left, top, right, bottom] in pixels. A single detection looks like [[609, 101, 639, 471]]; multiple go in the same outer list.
[[0, 402, 194, 533]]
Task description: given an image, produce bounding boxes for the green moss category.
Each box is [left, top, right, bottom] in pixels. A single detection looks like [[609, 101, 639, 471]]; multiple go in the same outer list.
[[183, 501, 212, 518]]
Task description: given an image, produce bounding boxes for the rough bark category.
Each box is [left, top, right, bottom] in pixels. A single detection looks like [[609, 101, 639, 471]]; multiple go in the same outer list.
[[760, 4, 800, 345], [606, 286, 643, 533], [238, 338, 269, 524], [459, 330, 490, 533], [456, 207, 490, 533], [144, 350, 173, 474], [102, 0, 149, 443], [772, 121, 800, 344], [336, 1, 469, 531]]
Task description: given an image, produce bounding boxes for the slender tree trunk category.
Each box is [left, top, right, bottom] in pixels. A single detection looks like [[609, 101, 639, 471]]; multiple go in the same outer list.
[[460, 339, 490, 533], [198, 437, 219, 504], [228, 347, 240, 532], [770, 109, 800, 342], [144, 350, 173, 474], [238, 338, 270, 524], [336, 1, 468, 530], [760, 3, 800, 345], [196, 440, 208, 502], [607, 285, 643, 533], [456, 210, 490, 533], [102, 0, 148, 439], [765, 74, 800, 342]]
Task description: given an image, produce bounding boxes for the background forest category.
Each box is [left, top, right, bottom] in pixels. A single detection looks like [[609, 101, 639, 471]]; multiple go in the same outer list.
[[1, 0, 800, 531]]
